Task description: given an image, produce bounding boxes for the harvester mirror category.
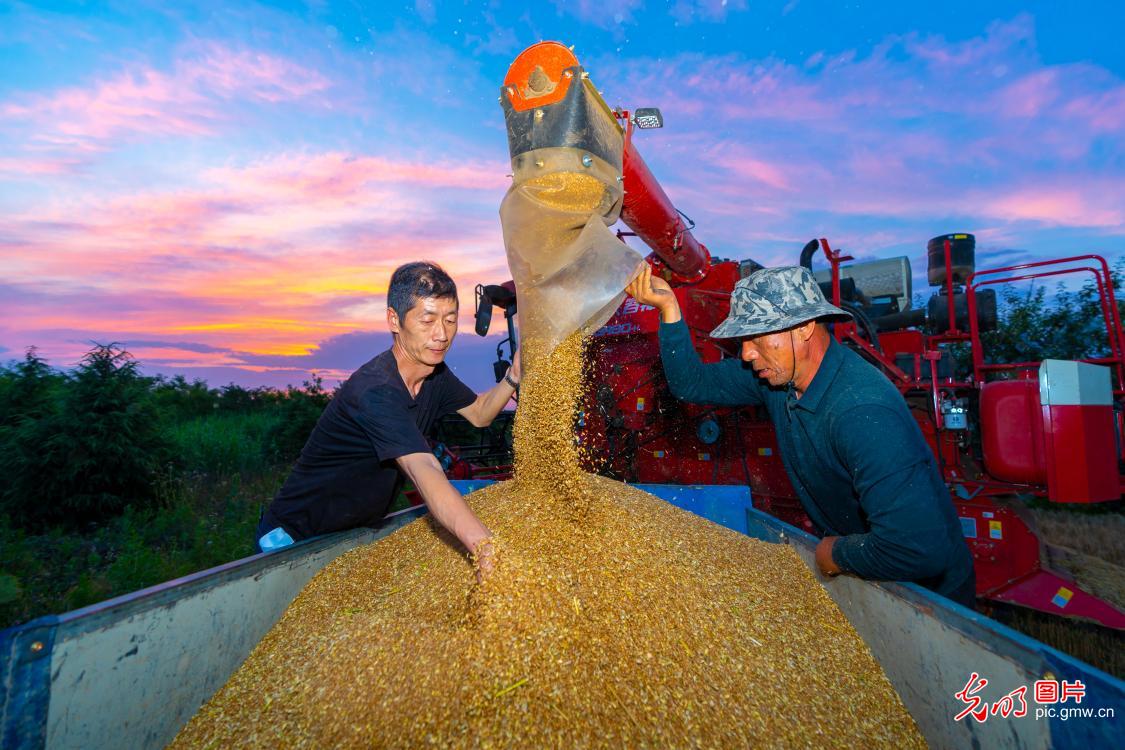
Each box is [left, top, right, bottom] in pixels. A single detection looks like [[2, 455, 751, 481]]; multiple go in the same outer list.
[[474, 284, 493, 337], [632, 108, 663, 129], [474, 283, 518, 337]]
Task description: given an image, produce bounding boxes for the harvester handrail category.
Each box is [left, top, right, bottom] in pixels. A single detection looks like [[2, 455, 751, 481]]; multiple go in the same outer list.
[[966, 254, 1125, 388]]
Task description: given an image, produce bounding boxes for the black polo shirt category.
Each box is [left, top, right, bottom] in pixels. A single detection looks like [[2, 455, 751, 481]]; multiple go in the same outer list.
[[263, 350, 477, 540]]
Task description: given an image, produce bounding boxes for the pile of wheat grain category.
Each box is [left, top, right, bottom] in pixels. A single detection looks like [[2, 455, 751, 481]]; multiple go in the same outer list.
[[171, 292, 922, 750]]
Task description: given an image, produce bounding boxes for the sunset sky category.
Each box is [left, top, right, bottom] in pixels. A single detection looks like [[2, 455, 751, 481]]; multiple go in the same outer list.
[[2, 1, 1123, 392]]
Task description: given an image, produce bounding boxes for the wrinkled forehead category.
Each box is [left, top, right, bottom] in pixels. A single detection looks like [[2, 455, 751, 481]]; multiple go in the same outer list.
[[408, 295, 459, 317]]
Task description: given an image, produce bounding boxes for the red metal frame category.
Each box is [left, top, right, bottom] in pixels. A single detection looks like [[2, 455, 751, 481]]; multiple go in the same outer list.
[[966, 255, 1125, 393]]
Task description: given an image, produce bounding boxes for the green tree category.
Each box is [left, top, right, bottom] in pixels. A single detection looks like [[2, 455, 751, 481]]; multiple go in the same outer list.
[[0, 347, 61, 427], [151, 374, 218, 421], [1, 344, 170, 527], [265, 374, 333, 464]]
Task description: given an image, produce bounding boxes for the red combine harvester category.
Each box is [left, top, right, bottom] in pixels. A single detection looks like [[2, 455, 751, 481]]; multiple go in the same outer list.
[[472, 41, 1125, 629]]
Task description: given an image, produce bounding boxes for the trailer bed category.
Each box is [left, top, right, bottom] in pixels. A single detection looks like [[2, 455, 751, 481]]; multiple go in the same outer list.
[[1, 482, 1121, 749]]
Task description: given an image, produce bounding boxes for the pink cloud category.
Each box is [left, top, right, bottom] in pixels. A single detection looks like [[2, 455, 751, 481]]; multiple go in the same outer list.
[[997, 69, 1061, 118], [6, 150, 509, 260], [600, 14, 1125, 235], [1062, 84, 1125, 132], [204, 151, 510, 199], [0, 155, 85, 177], [980, 184, 1125, 228], [0, 148, 513, 360], [1, 42, 331, 148], [904, 14, 1036, 71]]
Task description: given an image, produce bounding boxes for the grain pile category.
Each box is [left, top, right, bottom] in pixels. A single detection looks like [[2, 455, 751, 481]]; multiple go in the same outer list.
[[170, 332, 924, 749], [523, 171, 612, 214]]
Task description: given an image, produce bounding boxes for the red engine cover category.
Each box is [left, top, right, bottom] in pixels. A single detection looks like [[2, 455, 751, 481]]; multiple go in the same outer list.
[[979, 379, 1047, 485]]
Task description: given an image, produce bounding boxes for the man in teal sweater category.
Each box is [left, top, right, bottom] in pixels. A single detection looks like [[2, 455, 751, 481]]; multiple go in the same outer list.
[[627, 264, 975, 606]]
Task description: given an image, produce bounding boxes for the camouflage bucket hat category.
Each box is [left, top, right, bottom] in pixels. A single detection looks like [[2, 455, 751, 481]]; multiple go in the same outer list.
[[710, 265, 852, 339]]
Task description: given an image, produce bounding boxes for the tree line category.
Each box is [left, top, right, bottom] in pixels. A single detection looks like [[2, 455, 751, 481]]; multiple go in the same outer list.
[[0, 344, 330, 530]]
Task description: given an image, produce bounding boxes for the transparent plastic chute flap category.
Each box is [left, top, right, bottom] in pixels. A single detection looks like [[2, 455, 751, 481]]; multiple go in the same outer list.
[[500, 146, 643, 374]]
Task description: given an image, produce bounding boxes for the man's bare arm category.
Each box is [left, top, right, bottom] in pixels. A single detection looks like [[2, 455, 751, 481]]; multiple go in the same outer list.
[[458, 351, 520, 428], [396, 452, 491, 557]]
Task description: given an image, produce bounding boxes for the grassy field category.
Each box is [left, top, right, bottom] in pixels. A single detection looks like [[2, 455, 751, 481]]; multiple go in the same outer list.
[[0, 404, 425, 630]]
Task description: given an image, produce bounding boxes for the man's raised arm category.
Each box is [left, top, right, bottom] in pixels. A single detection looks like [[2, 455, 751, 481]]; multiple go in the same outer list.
[[458, 351, 520, 428], [628, 264, 759, 407]]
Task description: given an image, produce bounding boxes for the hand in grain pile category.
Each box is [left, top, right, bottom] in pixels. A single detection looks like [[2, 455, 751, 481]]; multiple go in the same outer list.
[[474, 538, 496, 584], [395, 452, 494, 574], [626, 263, 681, 323]]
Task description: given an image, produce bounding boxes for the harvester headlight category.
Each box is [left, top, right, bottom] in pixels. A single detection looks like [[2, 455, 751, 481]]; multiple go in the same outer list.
[[632, 107, 664, 129]]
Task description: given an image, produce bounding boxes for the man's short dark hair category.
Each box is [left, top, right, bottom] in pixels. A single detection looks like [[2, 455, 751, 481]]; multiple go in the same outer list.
[[387, 262, 458, 321]]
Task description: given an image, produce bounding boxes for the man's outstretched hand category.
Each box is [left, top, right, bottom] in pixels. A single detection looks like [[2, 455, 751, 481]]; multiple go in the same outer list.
[[626, 263, 680, 323], [473, 538, 496, 584]]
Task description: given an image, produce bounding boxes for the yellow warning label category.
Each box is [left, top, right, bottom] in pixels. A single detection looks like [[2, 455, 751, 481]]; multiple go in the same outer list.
[[636, 397, 645, 412], [1052, 586, 1074, 608], [989, 520, 1003, 539]]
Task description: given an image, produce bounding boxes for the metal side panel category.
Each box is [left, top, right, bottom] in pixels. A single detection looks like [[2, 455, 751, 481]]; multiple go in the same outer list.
[[714, 496, 1122, 750], [0, 505, 427, 750]]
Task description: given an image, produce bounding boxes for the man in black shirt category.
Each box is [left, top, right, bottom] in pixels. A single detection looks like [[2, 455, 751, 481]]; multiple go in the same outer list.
[[257, 262, 518, 576]]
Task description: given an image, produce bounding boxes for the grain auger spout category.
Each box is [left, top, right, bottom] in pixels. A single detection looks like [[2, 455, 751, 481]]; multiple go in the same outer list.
[[498, 42, 713, 372]]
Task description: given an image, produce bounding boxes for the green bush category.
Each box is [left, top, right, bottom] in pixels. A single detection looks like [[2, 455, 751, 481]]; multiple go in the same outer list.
[[151, 374, 219, 421], [950, 258, 1124, 379], [166, 411, 282, 476], [0, 348, 62, 427], [0, 344, 170, 528], [0, 341, 331, 628], [264, 374, 332, 464]]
